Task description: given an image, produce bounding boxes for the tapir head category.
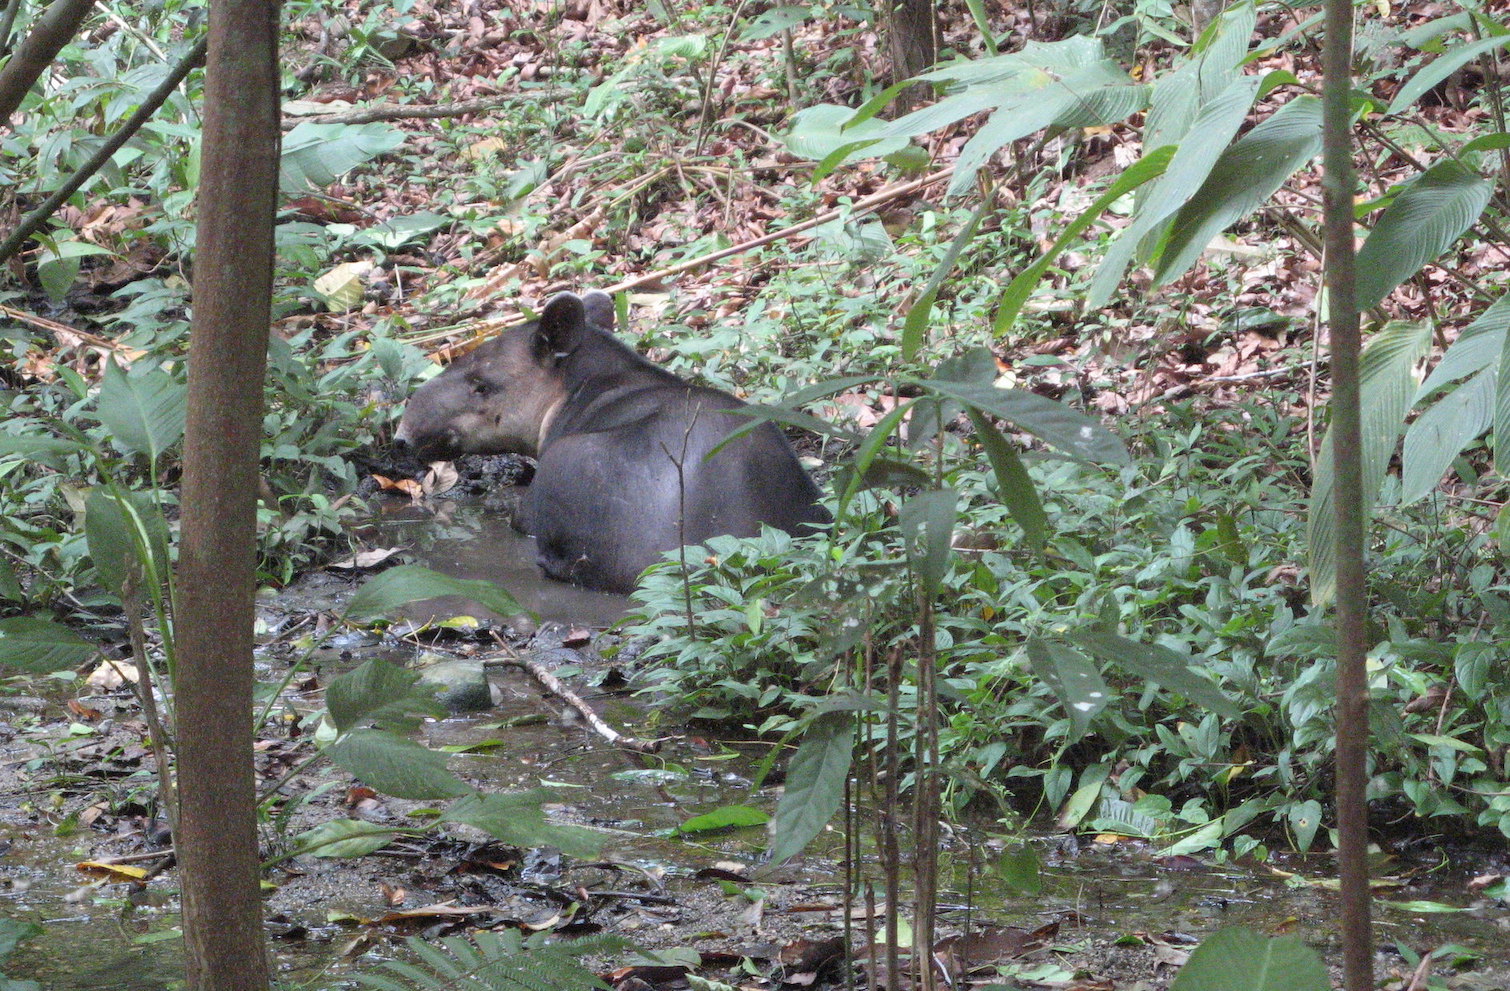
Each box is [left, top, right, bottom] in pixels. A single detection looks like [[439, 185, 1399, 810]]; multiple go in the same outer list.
[[393, 291, 615, 462]]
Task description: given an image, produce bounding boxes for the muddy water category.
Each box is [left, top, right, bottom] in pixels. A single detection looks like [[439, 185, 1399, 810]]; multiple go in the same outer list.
[[374, 494, 629, 628]]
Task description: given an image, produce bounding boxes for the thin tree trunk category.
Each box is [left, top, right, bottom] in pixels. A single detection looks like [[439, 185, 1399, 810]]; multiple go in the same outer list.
[[882, 0, 937, 112], [1319, 0, 1373, 986], [175, 0, 280, 985], [0, 0, 96, 123]]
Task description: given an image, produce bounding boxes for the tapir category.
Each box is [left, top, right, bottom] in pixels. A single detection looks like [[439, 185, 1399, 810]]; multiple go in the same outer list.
[[393, 291, 828, 593]]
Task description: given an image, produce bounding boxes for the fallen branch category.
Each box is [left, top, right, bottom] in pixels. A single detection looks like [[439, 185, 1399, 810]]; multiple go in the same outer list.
[[281, 94, 514, 129], [485, 642, 661, 754]]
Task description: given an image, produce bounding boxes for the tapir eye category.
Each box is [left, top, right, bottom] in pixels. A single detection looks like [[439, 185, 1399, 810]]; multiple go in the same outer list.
[[469, 378, 492, 397]]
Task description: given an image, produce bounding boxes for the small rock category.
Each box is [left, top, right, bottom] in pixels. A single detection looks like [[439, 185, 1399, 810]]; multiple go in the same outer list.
[[413, 653, 497, 713]]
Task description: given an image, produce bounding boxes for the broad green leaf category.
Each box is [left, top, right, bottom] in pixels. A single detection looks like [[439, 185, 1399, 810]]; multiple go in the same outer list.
[[1087, 74, 1262, 309], [680, 805, 770, 833], [898, 488, 958, 596], [0, 616, 95, 673], [1189, 1, 1257, 71], [1495, 323, 1510, 478], [1163, 819, 1225, 856], [742, 5, 810, 40], [1056, 765, 1109, 830], [992, 844, 1042, 895], [781, 104, 905, 167], [919, 380, 1129, 464], [346, 211, 449, 250], [97, 360, 186, 464], [346, 564, 523, 623], [441, 791, 604, 858], [1070, 630, 1240, 718], [833, 400, 916, 526], [325, 658, 445, 733], [1155, 95, 1323, 285], [902, 200, 988, 359], [1388, 35, 1510, 116], [946, 61, 1146, 195], [291, 818, 399, 859], [1356, 161, 1492, 310], [1416, 293, 1510, 398], [1168, 926, 1329, 991], [1308, 321, 1433, 604], [85, 488, 171, 597], [1401, 367, 1493, 504], [0, 558, 21, 602], [1288, 798, 1323, 852], [994, 147, 1174, 333], [0, 435, 89, 463], [967, 410, 1047, 550], [327, 728, 471, 800], [963, 0, 996, 55], [767, 712, 852, 866], [1024, 639, 1109, 742], [37, 240, 114, 301], [280, 122, 406, 194], [1409, 733, 1482, 754]]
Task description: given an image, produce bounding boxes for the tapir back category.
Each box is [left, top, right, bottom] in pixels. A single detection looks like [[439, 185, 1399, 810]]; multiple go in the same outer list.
[[395, 292, 827, 593]]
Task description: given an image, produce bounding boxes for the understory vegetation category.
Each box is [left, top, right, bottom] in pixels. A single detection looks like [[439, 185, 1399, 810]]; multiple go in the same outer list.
[[5, 0, 1510, 982]]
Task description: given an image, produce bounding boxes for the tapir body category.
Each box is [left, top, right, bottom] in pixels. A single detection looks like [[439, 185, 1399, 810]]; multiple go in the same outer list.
[[393, 291, 827, 593]]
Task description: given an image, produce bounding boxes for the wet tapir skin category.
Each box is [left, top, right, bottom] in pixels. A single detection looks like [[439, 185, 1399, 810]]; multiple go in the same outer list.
[[393, 291, 828, 593]]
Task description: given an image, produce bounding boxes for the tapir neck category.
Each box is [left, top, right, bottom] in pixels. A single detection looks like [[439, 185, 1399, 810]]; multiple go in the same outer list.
[[536, 397, 565, 454]]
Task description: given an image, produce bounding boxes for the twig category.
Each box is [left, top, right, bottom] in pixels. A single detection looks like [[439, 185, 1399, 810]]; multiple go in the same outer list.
[[0, 303, 125, 352], [485, 639, 661, 754]]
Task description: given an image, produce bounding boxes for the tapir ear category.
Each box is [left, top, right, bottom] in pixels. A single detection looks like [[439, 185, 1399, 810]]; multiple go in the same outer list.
[[535, 292, 587, 361], [582, 290, 615, 331]]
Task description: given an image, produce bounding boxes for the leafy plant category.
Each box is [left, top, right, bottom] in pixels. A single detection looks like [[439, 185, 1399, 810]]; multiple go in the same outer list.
[[353, 929, 628, 991]]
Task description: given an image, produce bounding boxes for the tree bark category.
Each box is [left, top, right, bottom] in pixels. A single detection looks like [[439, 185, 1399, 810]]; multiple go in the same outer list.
[[175, 0, 280, 985], [881, 0, 937, 112], [0, 0, 97, 124], [1319, 0, 1373, 987]]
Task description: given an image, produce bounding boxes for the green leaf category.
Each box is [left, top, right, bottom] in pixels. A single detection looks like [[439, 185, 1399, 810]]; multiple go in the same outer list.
[[992, 844, 1042, 895], [1308, 320, 1433, 604], [919, 380, 1129, 464], [85, 487, 171, 597], [1417, 293, 1510, 398], [781, 104, 906, 169], [994, 147, 1174, 333], [325, 658, 445, 734], [280, 122, 406, 194], [967, 410, 1047, 550], [291, 818, 399, 859], [1168, 926, 1329, 991], [1409, 733, 1482, 754], [326, 728, 471, 800], [901, 201, 989, 360], [898, 488, 959, 596], [0, 558, 21, 602], [0, 617, 95, 673], [1162, 819, 1225, 856], [1086, 74, 1262, 309], [679, 805, 771, 834], [1288, 799, 1323, 852], [1069, 630, 1240, 718], [1356, 161, 1492, 310], [37, 239, 114, 301], [1401, 367, 1493, 504], [742, 5, 811, 41], [441, 791, 605, 858], [767, 712, 852, 866], [96, 360, 186, 464], [1024, 639, 1109, 742], [1155, 95, 1323, 285], [346, 564, 523, 623], [1388, 35, 1510, 117], [348, 211, 450, 250]]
